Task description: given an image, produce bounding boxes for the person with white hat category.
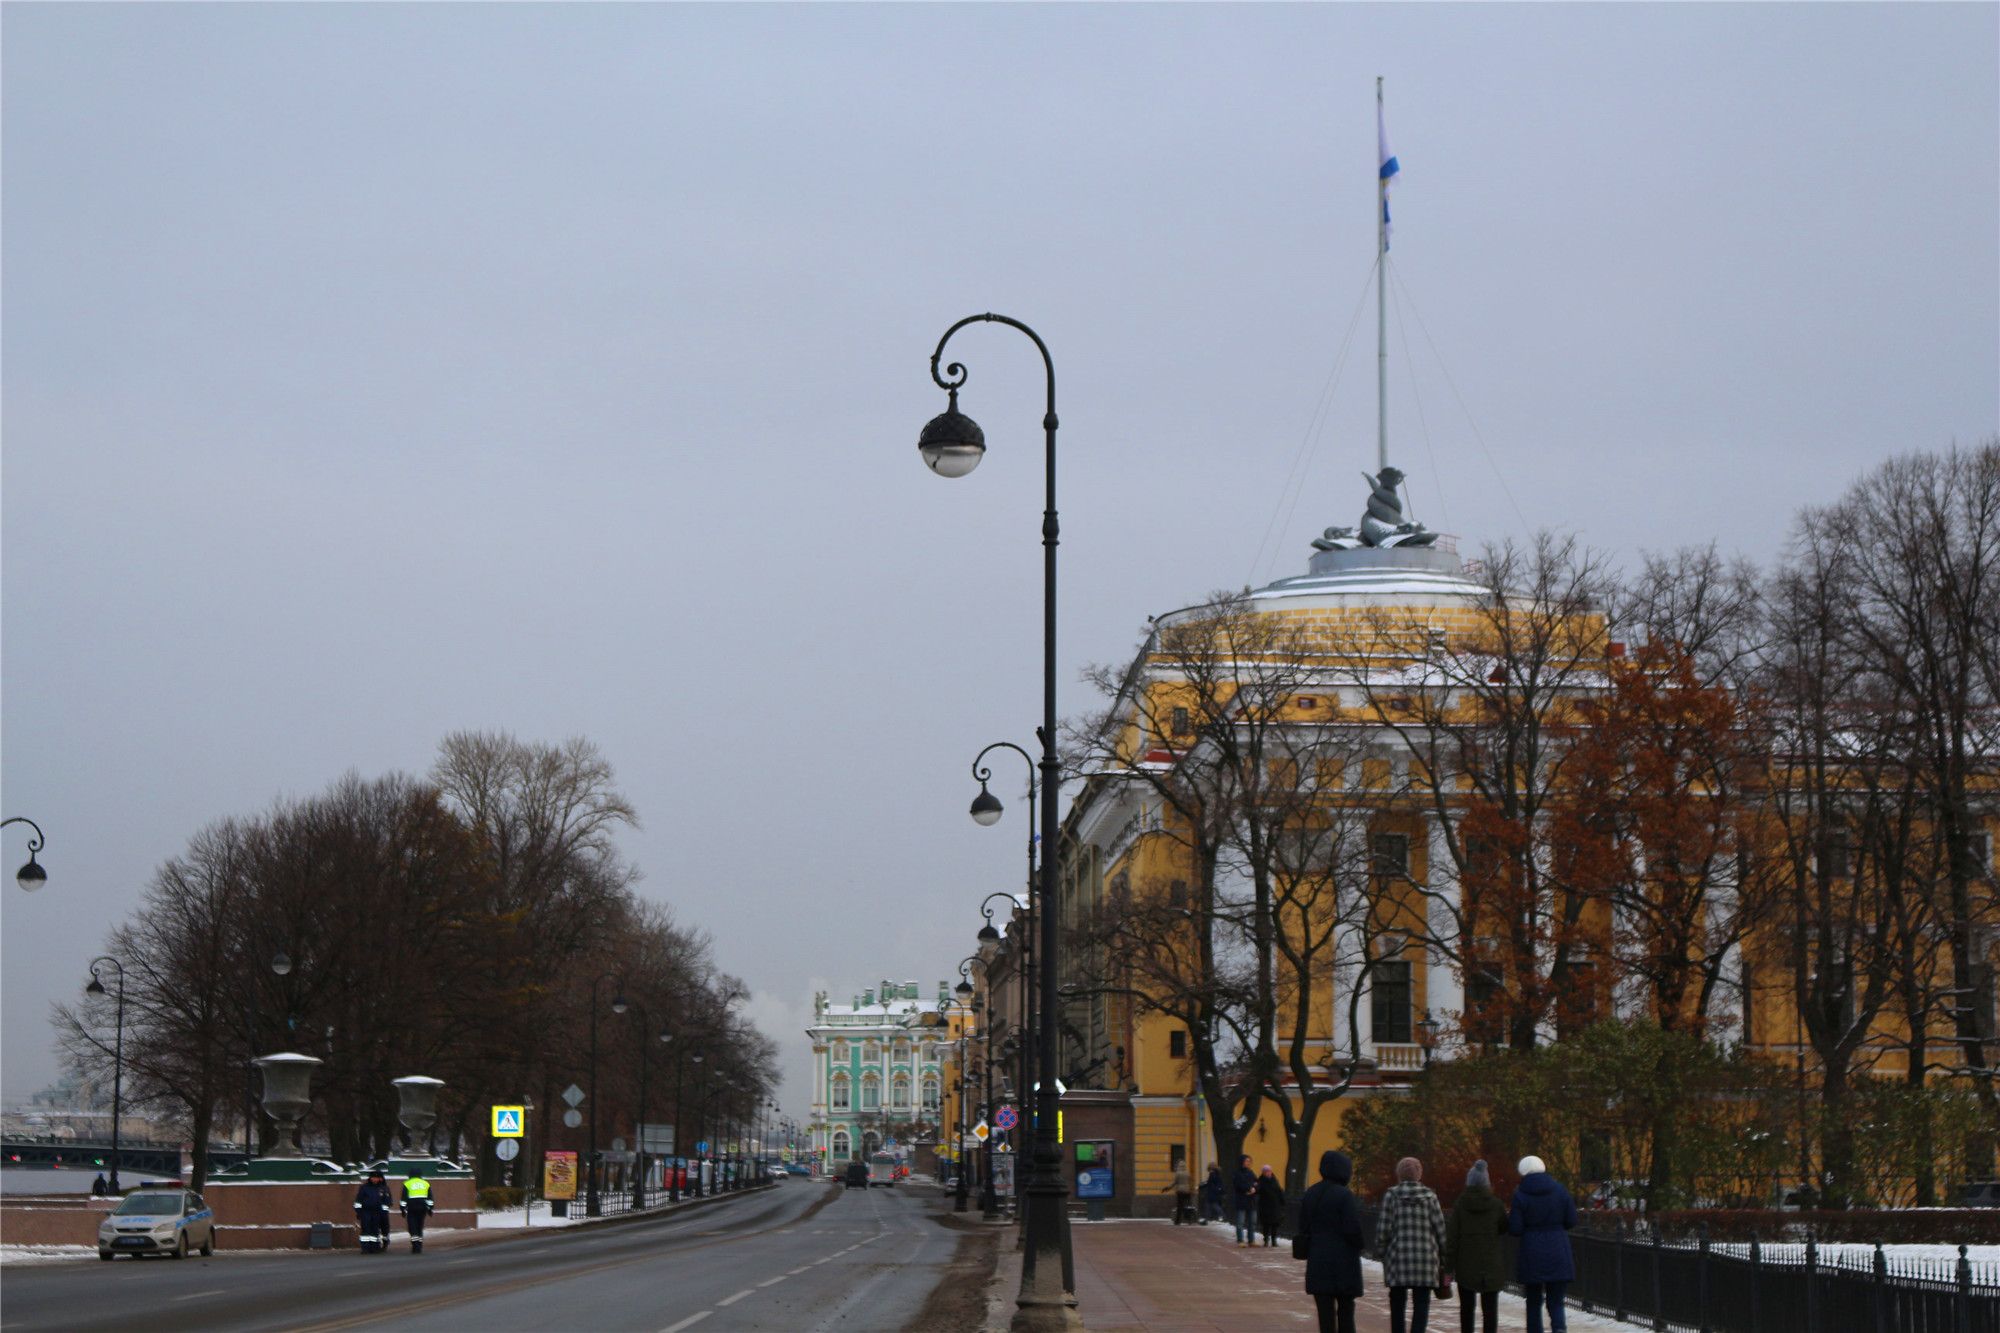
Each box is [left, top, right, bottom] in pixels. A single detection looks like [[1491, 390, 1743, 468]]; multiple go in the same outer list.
[[1507, 1155, 1578, 1333]]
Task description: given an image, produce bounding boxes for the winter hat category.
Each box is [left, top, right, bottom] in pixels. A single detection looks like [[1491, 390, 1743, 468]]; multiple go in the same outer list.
[[1518, 1155, 1546, 1176], [1395, 1156, 1423, 1182], [1261, 1165, 1276, 1176], [1320, 1150, 1353, 1183], [1466, 1160, 1491, 1189]]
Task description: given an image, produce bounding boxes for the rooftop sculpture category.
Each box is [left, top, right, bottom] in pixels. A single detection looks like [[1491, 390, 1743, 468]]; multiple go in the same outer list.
[[1311, 465, 1439, 551]]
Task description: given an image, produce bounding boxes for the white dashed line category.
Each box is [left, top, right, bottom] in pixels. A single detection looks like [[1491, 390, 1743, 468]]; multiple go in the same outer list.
[[789, 1265, 813, 1274], [171, 1290, 224, 1301], [758, 1276, 787, 1287], [717, 1289, 755, 1307], [659, 1314, 711, 1333]]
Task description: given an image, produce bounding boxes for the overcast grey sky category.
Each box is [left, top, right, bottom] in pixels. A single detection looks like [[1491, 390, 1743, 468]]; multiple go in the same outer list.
[[4, 3, 1995, 1119]]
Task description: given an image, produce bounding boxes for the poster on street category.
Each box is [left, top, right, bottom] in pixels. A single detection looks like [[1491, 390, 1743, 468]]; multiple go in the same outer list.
[[544, 1150, 578, 1200]]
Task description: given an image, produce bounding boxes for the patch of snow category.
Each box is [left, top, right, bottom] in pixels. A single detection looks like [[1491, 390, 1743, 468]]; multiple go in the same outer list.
[[475, 1204, 581, 1229], [0, 1244, 98, 1265]]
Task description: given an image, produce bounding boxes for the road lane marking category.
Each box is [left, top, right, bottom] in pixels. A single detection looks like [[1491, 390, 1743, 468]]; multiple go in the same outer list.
[[171, 1289, 225, 1301], [660, 1315, 711, 1332], [446, 1258, 477, 1265], [788, 1265, 813, 1274], [758, 1276, 787, 1287], [717, 1289, 755, 1306]]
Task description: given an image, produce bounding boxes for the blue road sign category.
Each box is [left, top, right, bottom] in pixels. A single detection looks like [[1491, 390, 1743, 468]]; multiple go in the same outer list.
[[994, 1105, 1018, 1131], [696, 1140, 709, 1154]]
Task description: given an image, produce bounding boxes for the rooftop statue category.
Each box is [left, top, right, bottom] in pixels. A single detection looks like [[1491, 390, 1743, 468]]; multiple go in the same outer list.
[[1311, 465, 1439, 551]]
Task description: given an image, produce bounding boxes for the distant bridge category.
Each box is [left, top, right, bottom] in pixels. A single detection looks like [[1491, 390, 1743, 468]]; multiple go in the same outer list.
[[3, 1139, 248, 1179]]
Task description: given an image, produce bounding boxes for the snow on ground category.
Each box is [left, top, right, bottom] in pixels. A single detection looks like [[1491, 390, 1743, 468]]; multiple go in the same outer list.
[[475, 1204, 581, 1229], [1184, 1217, 1645, 1333], [0, 1244, 98, 1265]]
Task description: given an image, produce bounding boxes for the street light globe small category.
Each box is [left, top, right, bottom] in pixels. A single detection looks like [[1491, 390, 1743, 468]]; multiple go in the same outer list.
[[611, 995, 629, 1015], [976, 923, 1001, 946], [918, 392, 985, 478], [659, 1029, 674, 1044], [969, 786, 1004, 827], [86, 976, 105, 996], [15, 856, 46, 893], [270, 953, 293, 976]]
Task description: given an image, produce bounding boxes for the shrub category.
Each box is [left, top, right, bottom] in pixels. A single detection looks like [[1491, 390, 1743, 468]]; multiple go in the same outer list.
[[476, 1186, 527, 1210]]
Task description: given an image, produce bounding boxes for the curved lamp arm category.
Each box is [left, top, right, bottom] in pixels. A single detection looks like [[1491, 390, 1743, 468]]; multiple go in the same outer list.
[[931, 314, 1057, 435], [3, 817, 47, 891]]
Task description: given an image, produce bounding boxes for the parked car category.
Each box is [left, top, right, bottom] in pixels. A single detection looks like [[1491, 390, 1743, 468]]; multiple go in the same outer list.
[[843, 1161, 870, 1189], [1960, 1181, 2000, 1207], [99, 1188, 214, 1260], [786, 1162, 811, 1176], [766, 1164, 787, 1182]]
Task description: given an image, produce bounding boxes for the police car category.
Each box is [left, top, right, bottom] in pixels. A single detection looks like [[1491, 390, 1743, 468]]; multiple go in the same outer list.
[[98, 1186, 215, 1260]]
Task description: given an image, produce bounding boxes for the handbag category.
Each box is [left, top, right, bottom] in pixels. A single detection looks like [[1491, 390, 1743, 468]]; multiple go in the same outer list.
[[1436, 1263, 1453, 1300], [1292, 1232, 1310, 1259]]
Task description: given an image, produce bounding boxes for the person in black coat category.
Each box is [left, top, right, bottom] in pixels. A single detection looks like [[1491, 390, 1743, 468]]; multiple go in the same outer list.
[[1297, 1150, 1366, 1333], [1231, 1154, 1261, 1245], [1256, 1165, 1286, 1246], [1203, 1164, 1227, 1224], [353, 1171, 393, 1253]]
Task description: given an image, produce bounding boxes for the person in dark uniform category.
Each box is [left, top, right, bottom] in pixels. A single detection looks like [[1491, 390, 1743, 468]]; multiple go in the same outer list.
[[353, 1171, 393, 1253], [399, 1168, 433, 1254]]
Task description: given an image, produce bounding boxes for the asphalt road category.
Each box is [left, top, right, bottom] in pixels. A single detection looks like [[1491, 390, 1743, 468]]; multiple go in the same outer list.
[[1, 1182, 969, 1333]]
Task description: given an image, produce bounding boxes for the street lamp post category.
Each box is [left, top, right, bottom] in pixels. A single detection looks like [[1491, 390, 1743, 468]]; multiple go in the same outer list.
[[2, 817, 48, 891], [587, 973, 621, 1217], [240, 948, 295, 1161], [689, 1048, 706, 1196], [85, 957, 125, 1191], [921, 313, 1077, 1331], [950, 975, 977, 1212], [973, 739, 1038, 1191]]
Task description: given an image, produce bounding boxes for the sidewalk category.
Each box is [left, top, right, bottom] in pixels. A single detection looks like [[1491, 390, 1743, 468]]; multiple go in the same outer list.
[[1059, 1217, 1628, 1333]]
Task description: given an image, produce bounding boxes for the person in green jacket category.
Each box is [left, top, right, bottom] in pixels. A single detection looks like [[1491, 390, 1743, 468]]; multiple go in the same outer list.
[[1444, 1160, 1508, 1333]]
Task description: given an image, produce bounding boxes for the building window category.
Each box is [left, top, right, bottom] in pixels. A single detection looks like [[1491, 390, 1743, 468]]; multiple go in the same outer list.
[[892, 1075, 910, 1108], [893, 1043, 910, 1064], [861, 1076, 880, 1110], [832, 1131, 850, 1161], [862, 1042, 881, 1063], [1373, 833, 1410, 879], [1169, 879, 1188, 908], [831, 1076, 850, 1110], [1171, 706, 1191, 736], [922, 1077, 940, 1110], [1169, 1030, 1187, 1059], [1822, 829, 1852, 880], [831, 1041, 848, 1063], [1372, 961, 1414, 1044]]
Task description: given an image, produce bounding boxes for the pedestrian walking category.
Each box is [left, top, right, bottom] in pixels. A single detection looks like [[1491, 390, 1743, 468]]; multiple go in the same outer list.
[[1508, 1155, 1578, 1333], [1256, 1165, 1286, 1246], [1231, 1153, 1261, 1246], [353, 1170, 393, 1253], [1296, 1149, 1366, 1333], [1378, 1156, 1447, 1333], [1446, 1160, 1507, 1333], [1164, 1161, 1195, 1225], [1204, 1163, 1226, 1224], [399, 1167, 434, 1254], [90, 1173, 109, 1197]]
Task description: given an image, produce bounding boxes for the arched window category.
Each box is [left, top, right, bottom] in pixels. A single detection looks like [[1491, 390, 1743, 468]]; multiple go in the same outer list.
[[891, 1075, 910, 1108], [861, 1075, 880, 1110], [831, 1075, 850, 1110], [831, 1040, 848, 1063], [862, 1042, 881, 1063], [922, 1076, 940, 1110], [831, 1131, 850, 1161]]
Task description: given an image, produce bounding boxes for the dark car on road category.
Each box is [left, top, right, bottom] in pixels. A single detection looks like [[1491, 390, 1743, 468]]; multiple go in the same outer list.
[[843, 1161, 869, 1189]]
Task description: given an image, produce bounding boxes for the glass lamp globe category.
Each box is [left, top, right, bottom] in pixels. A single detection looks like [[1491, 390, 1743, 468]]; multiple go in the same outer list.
[[15, 856, 46, 892], [918, 392, 985, 478], [969, 786, 1004, 827]]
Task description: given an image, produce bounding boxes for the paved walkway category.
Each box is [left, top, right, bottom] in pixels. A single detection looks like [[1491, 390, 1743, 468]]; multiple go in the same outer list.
[[1063, 1218, 1626, 1333]]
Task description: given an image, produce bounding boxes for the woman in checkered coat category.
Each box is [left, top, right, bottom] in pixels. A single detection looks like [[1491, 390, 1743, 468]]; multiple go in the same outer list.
[[1377, 1156, 1447, 1333]]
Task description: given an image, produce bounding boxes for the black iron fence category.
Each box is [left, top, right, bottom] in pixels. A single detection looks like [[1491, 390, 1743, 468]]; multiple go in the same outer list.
[[1353, 1206, 2000, 1332]]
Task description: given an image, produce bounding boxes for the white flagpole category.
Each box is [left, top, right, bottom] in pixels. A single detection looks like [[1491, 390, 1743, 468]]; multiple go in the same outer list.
[[1377, 76, 1388, 475]]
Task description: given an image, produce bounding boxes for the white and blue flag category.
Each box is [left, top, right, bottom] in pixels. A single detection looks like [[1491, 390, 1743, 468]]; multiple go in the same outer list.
[[1378, 91, 1400, 246]]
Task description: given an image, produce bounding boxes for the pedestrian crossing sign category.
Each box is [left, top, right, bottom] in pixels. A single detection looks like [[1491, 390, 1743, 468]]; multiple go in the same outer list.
[[492, 1105, 525, 1137]]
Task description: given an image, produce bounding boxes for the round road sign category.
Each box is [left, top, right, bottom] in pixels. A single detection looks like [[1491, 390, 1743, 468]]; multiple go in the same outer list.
[[495, 1138, 520, 1161], [563, 1108, 584, 1128]]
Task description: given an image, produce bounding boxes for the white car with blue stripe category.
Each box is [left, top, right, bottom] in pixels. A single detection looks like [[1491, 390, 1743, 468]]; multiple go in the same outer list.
[[98, 1188, 216, 1260]]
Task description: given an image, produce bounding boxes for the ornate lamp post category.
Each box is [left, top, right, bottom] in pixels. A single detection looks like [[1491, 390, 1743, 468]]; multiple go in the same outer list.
[[972, 738, 1038, 1170], [921, 314, 1075, 1329], [239, 948, 295, 1160], [950, 975, 977, 1212], [688, 1047, 706, 1195], [3, 817, 48, 891], [586, 973, 621, 1216], [1416, 1009, 1440, 1069], [84, 957, 125, 1190]]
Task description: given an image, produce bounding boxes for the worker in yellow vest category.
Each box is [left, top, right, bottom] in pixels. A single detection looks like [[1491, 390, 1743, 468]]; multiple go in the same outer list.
[[399, 1169, 433, 1253]]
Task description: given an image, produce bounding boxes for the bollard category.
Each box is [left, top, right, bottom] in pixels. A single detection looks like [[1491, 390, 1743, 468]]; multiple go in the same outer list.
[[1749, 1230, 1762, 1333], [1651, 1223, 1665, 1333], [1615, 1218, 1627, 1323], [1873, 1241, 1888, 1333], [1698, 1220, 1711, 1333], [1958, 1243, 1973, 1333], [1806, 1237, 1820, 1333]]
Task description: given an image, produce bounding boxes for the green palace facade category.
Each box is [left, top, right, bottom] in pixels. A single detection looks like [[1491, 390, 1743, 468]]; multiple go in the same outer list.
[[806, 980, 949, 1165]]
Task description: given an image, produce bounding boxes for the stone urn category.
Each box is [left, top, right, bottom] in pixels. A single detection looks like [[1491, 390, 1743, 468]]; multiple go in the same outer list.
[[253, 1053, 323, 1158], [392, 1075, 446, 1156]]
